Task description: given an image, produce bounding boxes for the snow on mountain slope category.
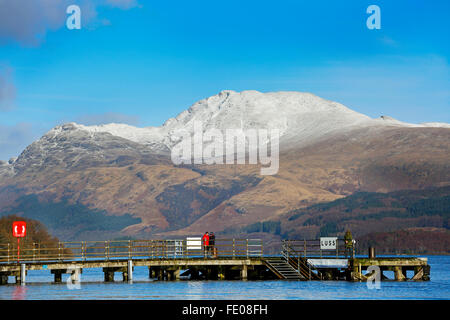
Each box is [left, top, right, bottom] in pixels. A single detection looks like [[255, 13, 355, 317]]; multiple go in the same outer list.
[[161, 90, 372, 147], [73, 123, 165, 145], [68, 90, 447, 150], [420, 122, 450, 128], [8, 90, 450, 169]]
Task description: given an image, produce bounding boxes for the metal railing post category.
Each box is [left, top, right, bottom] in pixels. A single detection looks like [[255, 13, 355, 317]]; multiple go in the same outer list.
[[304, 239, 306, 258], [336, 240, 339, 258], [128, 240, 132, 259], [7, 243, 10, 263], [320, 241, 322, 258], [58, 242, 61, 261], [246, 239, 249, 258], [286, 242, 289, 262], [33, 242, 36, 261], [147, 240, 153, 258], [232, 238, 235, 258], [82, 241, 85, 261]]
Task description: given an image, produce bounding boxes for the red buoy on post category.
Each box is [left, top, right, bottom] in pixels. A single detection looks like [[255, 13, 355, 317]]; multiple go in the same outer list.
[[12, 221, 27, 262]]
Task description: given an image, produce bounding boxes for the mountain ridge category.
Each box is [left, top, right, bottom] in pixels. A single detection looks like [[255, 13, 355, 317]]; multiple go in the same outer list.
[[0, 90, 449, 246]]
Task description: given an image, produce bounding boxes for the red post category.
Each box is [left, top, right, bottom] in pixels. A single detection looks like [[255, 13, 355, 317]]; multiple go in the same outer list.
[[17, 237, 20, 262]]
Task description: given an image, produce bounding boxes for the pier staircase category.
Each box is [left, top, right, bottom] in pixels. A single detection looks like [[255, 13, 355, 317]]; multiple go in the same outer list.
[[281, 241, 323, 280], [264, 257, 305, 280]]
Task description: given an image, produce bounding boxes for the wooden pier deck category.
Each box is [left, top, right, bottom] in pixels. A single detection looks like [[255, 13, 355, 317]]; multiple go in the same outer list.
[[0, 238, 430, 285]]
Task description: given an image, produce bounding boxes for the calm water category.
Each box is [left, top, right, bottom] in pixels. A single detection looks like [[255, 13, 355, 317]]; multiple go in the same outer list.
[[0, 255, 449, 300]]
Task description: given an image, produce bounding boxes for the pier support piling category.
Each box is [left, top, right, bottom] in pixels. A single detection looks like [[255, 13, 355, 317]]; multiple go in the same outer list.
[[241, 265, 248, 280], [104, 269, 115, 282], [123, 260, 133, 282], [71, 268, 81, 284], [20, 264, 26, 285], [53, 270, 62, 283], [394, 266, 406, 281], [0, 274, 8, 285], [218, 266, 225, 280], [175, 268, 183, 280], [51, 268, 82, 284]]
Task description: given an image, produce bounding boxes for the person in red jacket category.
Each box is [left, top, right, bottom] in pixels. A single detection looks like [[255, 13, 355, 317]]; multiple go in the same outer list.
[[202, 232, 209, 257]]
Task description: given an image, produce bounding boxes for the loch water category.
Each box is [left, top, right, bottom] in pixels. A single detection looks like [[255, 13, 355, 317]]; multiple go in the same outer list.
[[0, 255, 449, 300]]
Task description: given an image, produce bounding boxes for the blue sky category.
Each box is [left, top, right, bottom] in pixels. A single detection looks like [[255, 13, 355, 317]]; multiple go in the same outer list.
[[0, 0, 449, 160]]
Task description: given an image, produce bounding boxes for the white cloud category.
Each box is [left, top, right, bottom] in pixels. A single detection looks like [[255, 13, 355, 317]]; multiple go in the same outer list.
[[0, 0, 140, 46], [0, 0, 70, 46]]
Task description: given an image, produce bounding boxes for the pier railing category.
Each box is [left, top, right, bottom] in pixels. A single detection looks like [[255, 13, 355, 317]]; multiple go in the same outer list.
[[0, 238, 263, 263], [282, 239, 354, 259]]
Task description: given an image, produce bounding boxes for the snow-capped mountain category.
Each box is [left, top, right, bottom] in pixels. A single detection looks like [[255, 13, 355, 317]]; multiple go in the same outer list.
[[52, 90, 375, 150], [23, 90, 450, 152], [0, 90, 449, 241], [57, 90, 450, 147], [2, 90, 449, 177]]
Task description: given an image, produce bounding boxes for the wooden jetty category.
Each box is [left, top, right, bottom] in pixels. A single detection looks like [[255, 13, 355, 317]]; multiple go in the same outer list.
[[0, 238, 430, 285]]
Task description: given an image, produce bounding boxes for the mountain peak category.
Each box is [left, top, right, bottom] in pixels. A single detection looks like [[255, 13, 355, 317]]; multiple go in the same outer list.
[[12, 90, 450, 167], [36, 91, 378, 153]]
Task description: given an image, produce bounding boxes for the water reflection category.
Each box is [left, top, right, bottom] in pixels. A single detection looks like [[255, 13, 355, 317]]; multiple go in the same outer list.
[[12, 285, 27, 300]]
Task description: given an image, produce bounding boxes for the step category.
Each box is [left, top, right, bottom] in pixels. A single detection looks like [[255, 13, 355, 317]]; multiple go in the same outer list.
[[264, 260, 304, 280]]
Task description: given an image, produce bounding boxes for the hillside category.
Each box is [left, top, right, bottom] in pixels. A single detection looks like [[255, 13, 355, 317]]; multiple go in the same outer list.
[[357, 228, 450, 255], [223, 186, 450, 254], [0, 90, 448, 253]]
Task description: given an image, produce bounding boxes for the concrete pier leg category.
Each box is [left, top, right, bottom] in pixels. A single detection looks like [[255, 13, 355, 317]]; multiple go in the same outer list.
[[54, 271, 62, 283], [158, 268, 164, 280], [72, 268, 81, 283], [127, 260, 133, 282], [149, 267, 157, 279], [394, 266, 406, 281], [209, 266, 218, 280], [122, 260, 133, 282], [423, 265, 431, 281], [174, 268, 181, 280], [20, 264, 26, 285], [0, 274, 8, 285], [241, 265, 248, 280], [204, 267, 211, 280], [412, 266, 424, 281], [190, 268, 200, 280], [218, 266, 225, 280], [104, 270, 115, 282]]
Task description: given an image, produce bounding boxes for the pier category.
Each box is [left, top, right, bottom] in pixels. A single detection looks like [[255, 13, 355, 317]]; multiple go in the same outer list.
[[0, 238, 430, 285]]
